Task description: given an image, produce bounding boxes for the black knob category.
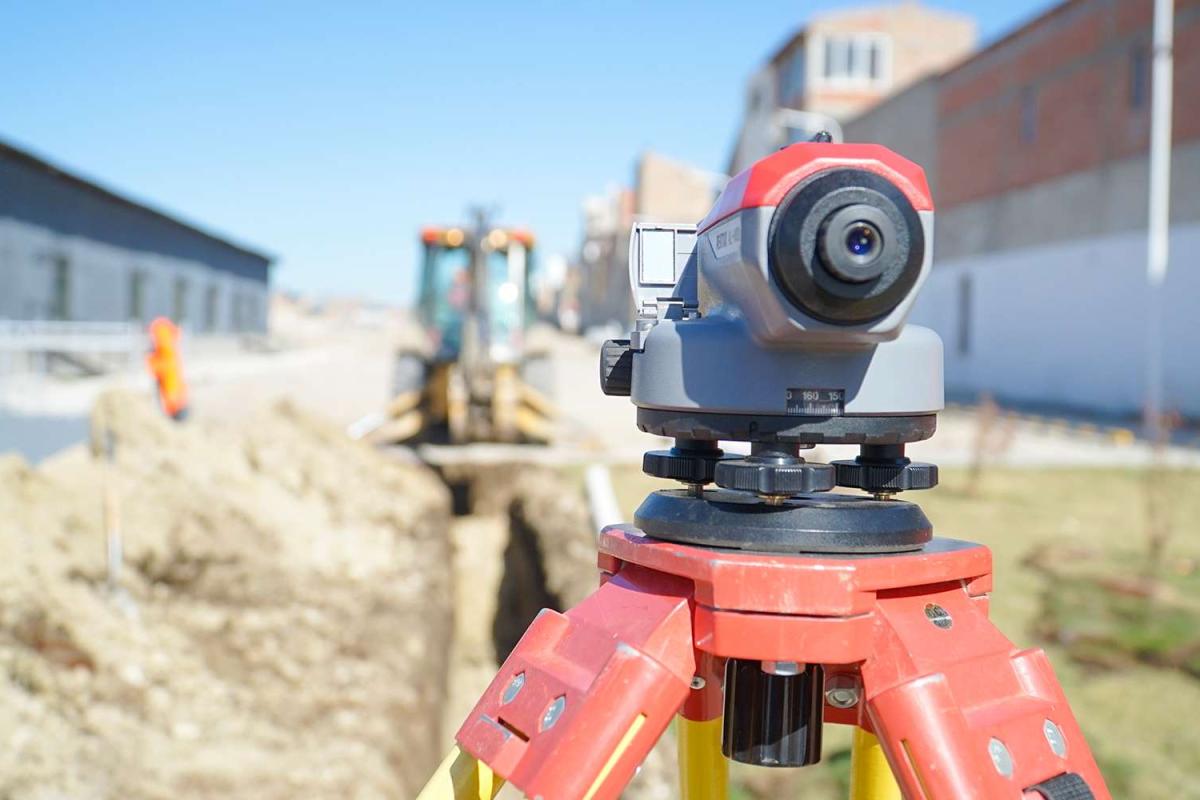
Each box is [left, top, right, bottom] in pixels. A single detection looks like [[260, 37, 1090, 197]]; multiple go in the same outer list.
[[833, 444, 938, 493], [723, 659, 824, 767], [643, 440, 726, 484], [599, 339, 633, 397], [714, 444, 835, 497]]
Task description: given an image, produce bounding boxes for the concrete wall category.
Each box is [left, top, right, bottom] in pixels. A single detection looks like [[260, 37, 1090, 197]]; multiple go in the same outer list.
[[635, 152, 718, 225], [842, 77, 941, 194], [938, 139, 1200, 261], [0, 217, 268, 333], [911, 223, 1200, 417]]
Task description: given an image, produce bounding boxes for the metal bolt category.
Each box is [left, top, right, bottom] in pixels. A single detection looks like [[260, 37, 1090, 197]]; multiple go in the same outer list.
[[988, 738, 1014, 778], [762, 660, 803, 676], [501, 672, 525, 704], [824, 673, 861, 709], [690, 676, 707, 690], [924, 603, 953, 629], [1043, 719, 1068, 758], [541, 696, 566, 730], [826, 686, 860, 708]]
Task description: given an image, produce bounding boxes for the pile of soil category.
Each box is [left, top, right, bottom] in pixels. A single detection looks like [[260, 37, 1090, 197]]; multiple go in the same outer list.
[[437, 461, 677, 799], [0, 391, 453, 799]]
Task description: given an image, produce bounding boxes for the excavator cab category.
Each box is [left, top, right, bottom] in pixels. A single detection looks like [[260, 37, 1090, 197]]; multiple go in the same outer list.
[[418, 229, 472, 364], [374, 221, 553, 445]]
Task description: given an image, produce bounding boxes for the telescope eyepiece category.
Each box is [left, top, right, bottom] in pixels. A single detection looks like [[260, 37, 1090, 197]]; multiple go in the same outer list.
[[769, 169, 925, 326]]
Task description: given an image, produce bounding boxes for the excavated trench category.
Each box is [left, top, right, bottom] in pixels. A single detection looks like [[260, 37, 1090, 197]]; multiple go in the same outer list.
[[428, 459, 677, 799]]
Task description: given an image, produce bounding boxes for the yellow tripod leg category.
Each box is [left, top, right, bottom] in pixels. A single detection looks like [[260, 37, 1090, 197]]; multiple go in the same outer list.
[[678, 717, 729, 800], [849, 728, 901, 800], [416, 746, 504, 800]]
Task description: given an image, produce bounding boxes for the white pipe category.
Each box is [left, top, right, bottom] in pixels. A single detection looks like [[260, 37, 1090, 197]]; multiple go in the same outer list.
[[772, 109, 845, 144], [584, 463, 623, 535], [1145, 0, 1175, 438]]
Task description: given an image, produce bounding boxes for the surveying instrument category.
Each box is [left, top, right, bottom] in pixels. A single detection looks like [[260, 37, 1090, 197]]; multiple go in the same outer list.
[[417, 139, 1110, 799]]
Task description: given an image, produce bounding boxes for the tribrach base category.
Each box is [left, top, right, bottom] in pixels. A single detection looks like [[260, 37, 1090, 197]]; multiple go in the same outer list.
[[435, 525, 1110, 800]]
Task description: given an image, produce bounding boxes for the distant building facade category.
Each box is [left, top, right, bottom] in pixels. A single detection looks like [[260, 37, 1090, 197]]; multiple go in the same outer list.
[[0, 140, 272, 333], [573, 152, 718, 330], [728, 1, 976, 173], [843, 0, 1200, 417], [575, 184, 635, 331]]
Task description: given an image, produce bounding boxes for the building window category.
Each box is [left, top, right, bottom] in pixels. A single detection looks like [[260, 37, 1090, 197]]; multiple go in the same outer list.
[[817, 34, 890, 88], [173, 277, 188, 323], [1020, 86, 1038, 143], [1130, 46, 1150, 109], [957, 274, 972, 357], [129, 270, 146, 321], [48, 254, 70, 321], [204, 285, 219, 331], [778, 49, 807, 105]]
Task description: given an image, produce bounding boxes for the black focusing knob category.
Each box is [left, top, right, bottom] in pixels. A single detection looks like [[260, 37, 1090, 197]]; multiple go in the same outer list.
[[599, 339, 633, 396]]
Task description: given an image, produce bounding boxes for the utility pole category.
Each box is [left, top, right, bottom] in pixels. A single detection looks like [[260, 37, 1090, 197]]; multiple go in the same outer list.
[[1145, 0, 1174, 441]]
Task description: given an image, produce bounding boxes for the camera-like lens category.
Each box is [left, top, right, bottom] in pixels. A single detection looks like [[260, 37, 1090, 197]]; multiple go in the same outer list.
[[768, 168, 924, 324], [845, 224, 879, 260]]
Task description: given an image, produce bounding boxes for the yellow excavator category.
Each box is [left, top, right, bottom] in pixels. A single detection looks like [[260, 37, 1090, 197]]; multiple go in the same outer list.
[[370, 214, 554, 445]]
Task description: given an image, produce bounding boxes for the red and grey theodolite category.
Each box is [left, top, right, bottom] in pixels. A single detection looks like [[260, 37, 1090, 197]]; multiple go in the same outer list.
[[417, 137, 1109, 800]]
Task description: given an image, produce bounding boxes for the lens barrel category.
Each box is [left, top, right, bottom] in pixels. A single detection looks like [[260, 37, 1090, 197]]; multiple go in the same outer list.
[[769, 169, 924, 325]]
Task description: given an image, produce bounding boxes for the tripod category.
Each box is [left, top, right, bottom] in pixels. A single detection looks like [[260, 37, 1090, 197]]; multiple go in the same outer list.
[[415, 139, 1110, 799], [417, 452, 1109, 799]]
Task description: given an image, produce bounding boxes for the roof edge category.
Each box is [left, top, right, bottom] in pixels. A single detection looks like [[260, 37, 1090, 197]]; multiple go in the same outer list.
[[0, 136, 275, 266]]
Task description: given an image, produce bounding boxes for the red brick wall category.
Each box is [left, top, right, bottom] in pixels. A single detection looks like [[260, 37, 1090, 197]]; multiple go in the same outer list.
[[936, 0, 1200, 209]]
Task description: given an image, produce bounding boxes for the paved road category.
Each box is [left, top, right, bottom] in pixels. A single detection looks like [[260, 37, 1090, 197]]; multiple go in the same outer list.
[[3, 313, 1196, 470]]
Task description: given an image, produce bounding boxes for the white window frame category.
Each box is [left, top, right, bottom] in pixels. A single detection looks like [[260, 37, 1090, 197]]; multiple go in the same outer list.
[[808, 32, 893, 90]]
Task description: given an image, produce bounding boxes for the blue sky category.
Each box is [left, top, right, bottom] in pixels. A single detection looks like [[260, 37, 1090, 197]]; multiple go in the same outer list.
[[0, 1, 1054, 303]]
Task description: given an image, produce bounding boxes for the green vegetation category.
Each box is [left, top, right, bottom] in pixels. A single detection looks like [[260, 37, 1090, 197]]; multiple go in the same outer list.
[[608, 465, 1200, 799]]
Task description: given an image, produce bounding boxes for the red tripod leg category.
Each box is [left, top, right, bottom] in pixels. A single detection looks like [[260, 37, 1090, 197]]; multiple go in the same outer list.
[[455, 564, 696, 800], [862, 581, 1111, 799]]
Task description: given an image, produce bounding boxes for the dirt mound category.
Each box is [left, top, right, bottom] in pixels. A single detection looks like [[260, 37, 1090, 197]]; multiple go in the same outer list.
[[0, 391, 453, 799]]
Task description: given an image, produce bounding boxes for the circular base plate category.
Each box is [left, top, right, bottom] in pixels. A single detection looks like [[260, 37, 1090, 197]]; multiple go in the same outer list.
[[634, 489, 932, 554], [637, 409, 936, 446]]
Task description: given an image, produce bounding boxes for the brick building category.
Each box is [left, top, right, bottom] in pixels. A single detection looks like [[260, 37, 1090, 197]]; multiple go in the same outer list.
[[728, 1, 976, 173], [844, 0, 1200, 417], [572, 152, 718, 330]]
